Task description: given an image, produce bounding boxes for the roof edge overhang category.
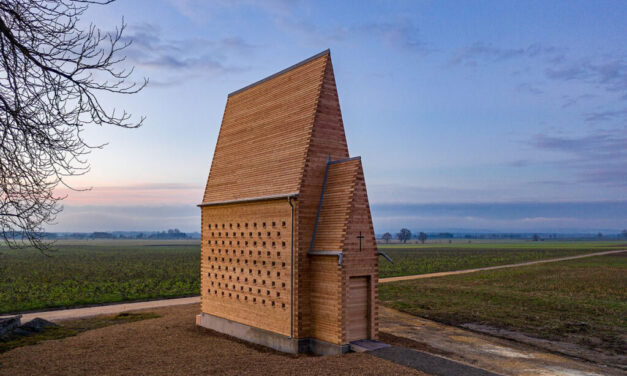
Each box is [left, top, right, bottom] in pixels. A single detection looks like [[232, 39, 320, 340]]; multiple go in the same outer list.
[[198, 192, 299, 207], [228, 49, 330, 98]]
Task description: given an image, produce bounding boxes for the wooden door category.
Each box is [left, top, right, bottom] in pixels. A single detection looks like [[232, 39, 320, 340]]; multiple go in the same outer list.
[[347, 276, 369, 341]]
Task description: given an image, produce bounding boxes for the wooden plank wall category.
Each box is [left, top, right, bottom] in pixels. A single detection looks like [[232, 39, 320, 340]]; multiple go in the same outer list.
[[340, 162, 379, 344], [202, 55, 327, 203], [308, 256, 342, 343], [297, 56, 350, 339], [308, 160, 359, 345], [201, 199, 295, 336]]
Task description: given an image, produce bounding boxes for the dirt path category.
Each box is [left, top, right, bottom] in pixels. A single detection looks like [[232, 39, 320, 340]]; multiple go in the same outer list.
[[4, 296, 200, 323], [379, 306, 622, 376], [379, 249, 626, 283]]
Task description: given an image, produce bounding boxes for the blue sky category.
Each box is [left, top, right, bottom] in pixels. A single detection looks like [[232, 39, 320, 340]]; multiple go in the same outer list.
[[49, 0, 627, 233]]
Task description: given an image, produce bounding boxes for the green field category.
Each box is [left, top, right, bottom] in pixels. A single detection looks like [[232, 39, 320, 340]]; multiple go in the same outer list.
[[379, 254, 627, 359], [377, 241, 626, 278], [0, 240, 200, 314], [1, 240, 624, 314]]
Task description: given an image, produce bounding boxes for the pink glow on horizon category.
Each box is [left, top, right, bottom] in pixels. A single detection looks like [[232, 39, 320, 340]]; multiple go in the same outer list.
[[54, 183, 204, 206]]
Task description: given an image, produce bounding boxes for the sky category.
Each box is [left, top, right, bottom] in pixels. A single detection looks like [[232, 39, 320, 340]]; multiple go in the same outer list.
[[48, 0, 627, 233]]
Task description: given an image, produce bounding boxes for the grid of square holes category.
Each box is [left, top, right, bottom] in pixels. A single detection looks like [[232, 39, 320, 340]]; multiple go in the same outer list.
[[204, 219, 289, 309]]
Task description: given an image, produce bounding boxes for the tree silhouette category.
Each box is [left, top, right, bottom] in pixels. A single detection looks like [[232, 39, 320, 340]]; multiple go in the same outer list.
[[396, 228, 411, 243], [382, 232, 392, 243], [418, 232, 427, 244], [0, 0, 145, 251]]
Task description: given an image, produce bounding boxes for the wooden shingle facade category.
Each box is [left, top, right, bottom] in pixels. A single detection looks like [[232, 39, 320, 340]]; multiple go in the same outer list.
[[197, 50, 378, 355]]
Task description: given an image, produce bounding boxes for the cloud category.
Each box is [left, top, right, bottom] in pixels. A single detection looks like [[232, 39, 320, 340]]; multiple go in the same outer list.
[[370, 201, 627, 233], [55, 183, 204, 206], [273, 17, 431, 55], [355, 19, 433, 55], [121, 23, 252, 85], [166, 0, 294, 23], [561, 93, 596, 108], [545, 56, 627, 95], [450, 41, 627, 114], [449, 42, 562, 67], [516, 83, 543, 95], [508, 159, 531, 167], [530, 129, 627, 186], [584, 108, 627, 122]]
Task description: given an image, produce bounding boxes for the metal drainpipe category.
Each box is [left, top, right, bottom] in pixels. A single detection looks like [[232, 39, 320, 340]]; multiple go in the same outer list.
[[288, 196, 295, 339]]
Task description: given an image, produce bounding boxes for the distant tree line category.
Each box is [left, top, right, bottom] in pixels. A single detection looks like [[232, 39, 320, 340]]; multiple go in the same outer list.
[[376, 229, 627, 243], [37, 229, 200, 240]]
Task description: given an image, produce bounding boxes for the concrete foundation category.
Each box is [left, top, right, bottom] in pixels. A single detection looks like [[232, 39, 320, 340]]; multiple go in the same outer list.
[[196, 313, 349, 355]]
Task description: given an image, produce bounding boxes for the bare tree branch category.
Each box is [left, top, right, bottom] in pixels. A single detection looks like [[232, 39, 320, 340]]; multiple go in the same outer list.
[[0, 0, 146, 252]]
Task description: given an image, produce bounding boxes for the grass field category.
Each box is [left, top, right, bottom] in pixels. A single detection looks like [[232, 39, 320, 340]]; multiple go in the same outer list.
[[379, 254, 627, 359], [1, 239, 624, 314], [0, 240, 200, 314], [377, 241, 626, 278]]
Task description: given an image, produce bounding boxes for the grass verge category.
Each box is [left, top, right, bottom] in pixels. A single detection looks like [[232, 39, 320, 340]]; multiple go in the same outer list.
[[0, 312, 160, 353]]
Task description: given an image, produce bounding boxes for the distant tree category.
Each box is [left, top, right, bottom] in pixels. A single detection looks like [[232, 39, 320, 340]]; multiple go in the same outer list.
[[396, 228, 411, 243], [532, 234, 540, 241], [622, 229, 627, 239], [418, 232, 428, 244], [597, 232, 603, 239], [0, 0, 145, 252], [382, 232, 392, 243]]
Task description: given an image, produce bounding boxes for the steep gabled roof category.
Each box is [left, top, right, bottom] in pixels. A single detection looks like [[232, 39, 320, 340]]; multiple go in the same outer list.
[[311, 158, 361, 252], [202, 50, 332, 204]]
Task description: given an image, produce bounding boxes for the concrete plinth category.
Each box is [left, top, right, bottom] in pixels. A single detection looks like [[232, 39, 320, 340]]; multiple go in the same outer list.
[[196, 313, 348, 355]]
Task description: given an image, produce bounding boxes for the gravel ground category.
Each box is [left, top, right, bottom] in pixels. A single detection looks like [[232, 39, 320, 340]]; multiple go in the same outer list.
[[0, 304, 425, 376]]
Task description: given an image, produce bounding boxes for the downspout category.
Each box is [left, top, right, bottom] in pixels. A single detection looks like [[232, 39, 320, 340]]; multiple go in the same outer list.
[[288, 196, 295, 339]]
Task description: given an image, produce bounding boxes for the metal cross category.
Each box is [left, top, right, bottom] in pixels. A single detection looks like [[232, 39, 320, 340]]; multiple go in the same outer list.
[[357, 232, 364, 251]]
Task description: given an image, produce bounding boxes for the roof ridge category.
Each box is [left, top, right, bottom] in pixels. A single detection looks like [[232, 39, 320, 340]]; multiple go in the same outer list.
[[228, 49, 330, 97]]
